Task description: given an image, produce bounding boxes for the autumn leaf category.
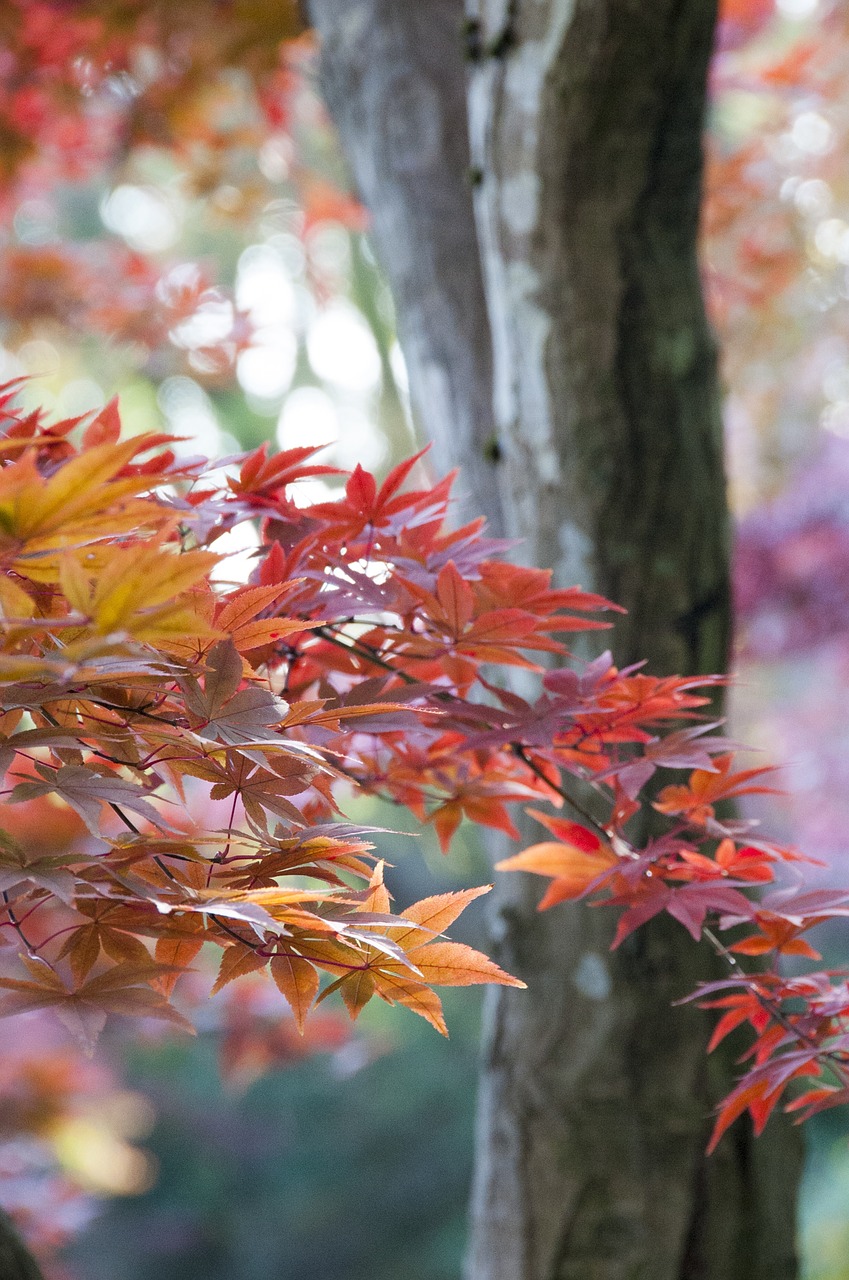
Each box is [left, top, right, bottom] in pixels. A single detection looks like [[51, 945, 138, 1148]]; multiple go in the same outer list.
[[654, 755, 779, 825], [271, 952, 319, 1033], [496, 835, 618, 910], [211, 942, 268, 994], [0, 959, 194, 1051], [399, 941, 525, 989]]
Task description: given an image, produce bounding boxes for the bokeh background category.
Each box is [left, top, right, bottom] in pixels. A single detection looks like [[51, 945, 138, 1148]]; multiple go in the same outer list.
[[2, 0, 849, 1275]]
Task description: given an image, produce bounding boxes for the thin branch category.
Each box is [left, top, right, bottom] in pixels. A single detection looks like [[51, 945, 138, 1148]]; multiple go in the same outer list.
[[2, 890, 36, 956], [701, 924, 849, 1089]]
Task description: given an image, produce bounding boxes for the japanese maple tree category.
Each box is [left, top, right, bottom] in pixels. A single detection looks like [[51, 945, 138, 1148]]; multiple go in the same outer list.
[[2, 3, 849, 1273], [0, 380, 847, 1268]]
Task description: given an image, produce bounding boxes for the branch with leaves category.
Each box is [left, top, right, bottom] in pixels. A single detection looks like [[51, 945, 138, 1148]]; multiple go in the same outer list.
[[0, 382, 846, 1181]]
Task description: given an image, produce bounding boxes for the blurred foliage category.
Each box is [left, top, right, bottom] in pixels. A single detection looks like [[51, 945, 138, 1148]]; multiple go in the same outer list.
[[802, 1113, 849, 1280], [66, 805, 491, 1280], [1, 0, 849, 1277], [65, 993, 482, 1280]]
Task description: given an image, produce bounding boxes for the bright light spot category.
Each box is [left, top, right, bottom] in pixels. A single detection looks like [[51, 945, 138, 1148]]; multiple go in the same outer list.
[[267, 232, 306, 279], [105, 70, 141, 105], [53, 1117, 157, 1196], [157, 376, 222, 459], [814, 218, 849, 262], [54, 378, 105, 417], [101, 184, 180, 252], [288, 478, 344, 510], [348, 557, 392, 585], [501, 170, 541, 236], [770, 133, 803, 166], [155, 262, 205, 317], [237, 329, 297, 401], [795, 178, 833, 219], [170, 297, 234, 350], [258, 135, 294, 182], [0, 348, 23, 381], [99, 1090, 157, 1140], [389, 341, 410, 396], [259, 197, 303, 241], [156, 261, 201, 303], [212, 184, 242, 215], [131, 44, 162, 87], [294, 282, 318, 331], [158, 377, 200, 418], [236, 244, 296, 326], [335, 405, 388, 471], [777, 0, 818, 15], [307, 304, 382, 392], [210, 520, 261, 586], [572, 951, 612, 1001], [823, 365, 849, 403], [780, 176, 801, 203], [821, 402, 849, 437], [791, 111, 833, 156], [16, 339, 59, 376], [276, 386, 339, 451], [306, 222, 351, 279]]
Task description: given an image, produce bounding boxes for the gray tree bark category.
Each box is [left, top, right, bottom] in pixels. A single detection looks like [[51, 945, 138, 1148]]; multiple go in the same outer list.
[[310, 1, 802, 1278], [309, 0, 506, 534]]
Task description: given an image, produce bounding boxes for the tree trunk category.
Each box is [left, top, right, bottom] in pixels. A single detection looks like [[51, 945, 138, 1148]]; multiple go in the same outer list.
[[309, 0, 506, 534], [310, 1, 802, 1277]]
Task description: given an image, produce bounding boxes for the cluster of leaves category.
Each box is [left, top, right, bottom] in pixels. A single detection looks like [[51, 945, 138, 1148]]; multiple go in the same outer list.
[[498, 750, 849, 1149], [0, 0, 844, 465], [0, 387, 848, 1162], [0, 384, 545, 1058], [0, 0, 305, 197], [0, 1010, 153, 1262], [0, 0, 340, 381], [0, 0, 803, 396], [0, 983, 352, 1264]]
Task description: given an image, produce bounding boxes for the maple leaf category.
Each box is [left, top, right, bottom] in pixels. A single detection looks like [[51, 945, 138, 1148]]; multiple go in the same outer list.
[[57, 909, 152, 983], [398, 941, 523, 988], [707, 1050, 821, 1153], [426, 776, 537, 853], [270, 952, 320, 1033], [228, 442, 342, 503], [0, 828, 77, 902], [666, 838, 776, 885], [496, 812, 618, 910], [476, 562, 622, 634], [211, 942, 268, 995], [59, 542, 220, 641], [654, 755, 779, 826], [9, 764, 172, 836], [729, 911, 822, 960], [0, 957, 193, 1051], [181, 640, 292, 761], [388, 885, 492, 947], [213, 583, 317, 654], [303, 449, 431, 542]]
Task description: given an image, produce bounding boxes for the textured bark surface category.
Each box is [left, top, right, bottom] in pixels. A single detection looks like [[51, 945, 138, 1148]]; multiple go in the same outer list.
[[311, 2, 802, 1278], [0, 1210, 46, 1280], [310, 0, 506, 533]]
